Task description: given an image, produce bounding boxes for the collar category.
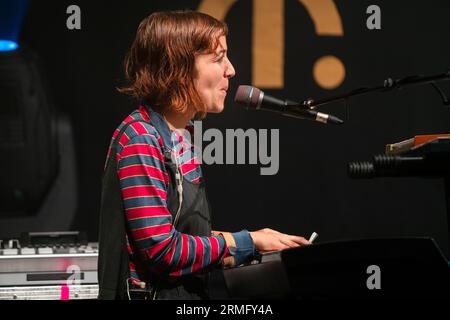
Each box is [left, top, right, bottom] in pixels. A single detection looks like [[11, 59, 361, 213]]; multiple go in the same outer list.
[[141, 102, 175, 152], [141, 102, 196, 153]]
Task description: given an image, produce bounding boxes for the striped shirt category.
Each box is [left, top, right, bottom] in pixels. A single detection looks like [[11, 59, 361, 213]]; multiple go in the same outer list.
[[106, 105, 255, 286]]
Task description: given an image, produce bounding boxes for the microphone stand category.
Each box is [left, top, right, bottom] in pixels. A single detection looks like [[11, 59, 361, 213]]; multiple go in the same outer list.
[[301, 70, 450, 110], [338, 71, 450, 245]]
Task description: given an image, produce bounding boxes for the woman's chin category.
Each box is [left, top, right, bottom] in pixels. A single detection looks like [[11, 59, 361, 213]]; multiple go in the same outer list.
[[207, 105, 224, 113]]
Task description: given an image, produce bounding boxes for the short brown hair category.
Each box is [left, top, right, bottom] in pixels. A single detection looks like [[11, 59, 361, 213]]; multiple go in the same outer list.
[[118, 11, 228, 118]]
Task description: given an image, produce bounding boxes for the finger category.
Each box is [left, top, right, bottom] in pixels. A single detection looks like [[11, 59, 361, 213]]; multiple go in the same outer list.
[[270, 238, 290, 251], [279, 238, 301, 248], [287, 235, 311, 246], [277, 243, 291, 251]]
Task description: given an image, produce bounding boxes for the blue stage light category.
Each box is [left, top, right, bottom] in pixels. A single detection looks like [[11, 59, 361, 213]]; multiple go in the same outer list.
[[0, 0, 29, 51], [0, 40, 19, 52]]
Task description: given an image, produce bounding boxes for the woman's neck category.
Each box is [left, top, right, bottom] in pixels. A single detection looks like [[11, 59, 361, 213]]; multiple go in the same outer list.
[[162, 107, 196, 132]]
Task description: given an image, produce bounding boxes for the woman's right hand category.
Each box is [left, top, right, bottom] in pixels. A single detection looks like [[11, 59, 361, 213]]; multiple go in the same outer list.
[[249, 228, 310, 253]]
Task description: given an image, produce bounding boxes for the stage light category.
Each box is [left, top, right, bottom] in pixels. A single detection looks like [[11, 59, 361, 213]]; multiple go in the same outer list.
[[0, 45, 78, 238], [0, 40, 19, 52], [0, 0, 29, 51]]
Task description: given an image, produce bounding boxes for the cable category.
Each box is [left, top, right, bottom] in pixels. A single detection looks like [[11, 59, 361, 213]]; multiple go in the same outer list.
[[126, 278, 131, 300], [172, 133, 184, 229], [151, 133, 185, 300]]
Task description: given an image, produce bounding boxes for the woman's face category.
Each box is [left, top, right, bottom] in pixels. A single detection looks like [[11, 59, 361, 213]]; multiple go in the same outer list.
[[194, 35, 235, 113]]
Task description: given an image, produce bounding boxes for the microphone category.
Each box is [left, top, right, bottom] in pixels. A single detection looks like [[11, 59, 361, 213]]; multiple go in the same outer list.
[[348, 154, 450, 179], [234, 85, 344, 125]]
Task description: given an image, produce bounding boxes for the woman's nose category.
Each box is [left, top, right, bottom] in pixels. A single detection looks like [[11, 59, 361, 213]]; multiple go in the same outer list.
[[225, 57, 236, 78]]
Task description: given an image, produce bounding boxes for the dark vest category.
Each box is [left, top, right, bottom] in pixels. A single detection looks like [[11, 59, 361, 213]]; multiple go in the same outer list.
[[97, 106, 212, 300]]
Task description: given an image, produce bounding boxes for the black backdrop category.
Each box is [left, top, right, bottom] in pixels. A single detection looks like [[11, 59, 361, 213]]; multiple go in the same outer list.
[[11, 0, 450, 257]]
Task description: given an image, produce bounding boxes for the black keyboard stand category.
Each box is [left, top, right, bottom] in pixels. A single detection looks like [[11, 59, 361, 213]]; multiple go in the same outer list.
[[223, 238, 449, 300]]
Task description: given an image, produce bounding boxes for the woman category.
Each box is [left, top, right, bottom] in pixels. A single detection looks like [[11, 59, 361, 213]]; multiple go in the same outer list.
[[98, 10, 309, 300]]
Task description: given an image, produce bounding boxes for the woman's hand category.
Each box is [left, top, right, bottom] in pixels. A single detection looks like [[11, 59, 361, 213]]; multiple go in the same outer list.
[[249, 228, 310, 253]]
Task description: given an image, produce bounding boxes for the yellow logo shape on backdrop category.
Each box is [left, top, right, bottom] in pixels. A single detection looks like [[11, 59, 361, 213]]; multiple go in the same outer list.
[[198, 0, 345, 90]]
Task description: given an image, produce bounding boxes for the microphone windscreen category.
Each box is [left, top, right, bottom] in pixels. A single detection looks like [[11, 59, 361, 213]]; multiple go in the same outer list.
[[234, 85, 262, 109]]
